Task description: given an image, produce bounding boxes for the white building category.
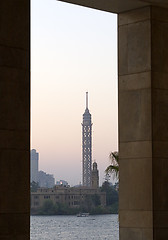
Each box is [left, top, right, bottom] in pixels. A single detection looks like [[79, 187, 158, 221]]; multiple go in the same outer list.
[[56, 180, 69, 187]]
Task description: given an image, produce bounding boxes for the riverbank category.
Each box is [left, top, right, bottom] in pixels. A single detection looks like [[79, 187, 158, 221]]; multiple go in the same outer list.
[[31, 201, 118, 216]]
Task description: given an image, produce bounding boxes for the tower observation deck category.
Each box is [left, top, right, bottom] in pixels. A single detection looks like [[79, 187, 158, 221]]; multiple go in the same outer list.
[[82, 92, 92, 187]]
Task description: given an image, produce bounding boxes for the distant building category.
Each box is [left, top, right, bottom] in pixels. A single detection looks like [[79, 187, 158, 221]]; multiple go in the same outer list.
[[91, 162, 99, 189], [56, 180, 69, 187], [31, 162, 103, 211], [30, 149, 39, 183], [38, 170, 55, 188], [31, 185, 106, 210], [30, 149, 55, 187]]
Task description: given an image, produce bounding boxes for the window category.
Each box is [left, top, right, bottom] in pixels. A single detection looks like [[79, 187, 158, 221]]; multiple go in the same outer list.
[[34, 201, 39, 206], [44, 196, 50, 199]]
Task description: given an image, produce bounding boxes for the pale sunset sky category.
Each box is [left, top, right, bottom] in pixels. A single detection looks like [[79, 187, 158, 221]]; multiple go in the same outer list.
[[31, 0, 118, 186]]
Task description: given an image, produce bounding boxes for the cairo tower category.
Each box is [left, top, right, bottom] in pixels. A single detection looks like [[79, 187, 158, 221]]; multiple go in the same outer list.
[[82, 92, 92, 187]]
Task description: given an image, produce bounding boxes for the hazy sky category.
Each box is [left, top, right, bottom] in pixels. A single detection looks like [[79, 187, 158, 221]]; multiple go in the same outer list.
[[31, 0, 118, 186]]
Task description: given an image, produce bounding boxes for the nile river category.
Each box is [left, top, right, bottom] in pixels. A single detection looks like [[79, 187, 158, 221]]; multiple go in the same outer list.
[[31, 214, 119, 240]]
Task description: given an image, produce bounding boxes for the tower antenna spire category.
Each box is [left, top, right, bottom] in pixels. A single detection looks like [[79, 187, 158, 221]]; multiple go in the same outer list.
[[86, 92, 88, 109]]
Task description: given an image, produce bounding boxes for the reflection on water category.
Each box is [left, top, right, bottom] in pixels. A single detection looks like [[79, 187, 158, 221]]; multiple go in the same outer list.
[[31, 214, 119, 240]]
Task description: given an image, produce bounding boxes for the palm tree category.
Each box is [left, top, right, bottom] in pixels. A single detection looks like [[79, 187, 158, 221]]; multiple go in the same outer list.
[[105, 151, 119, 180]]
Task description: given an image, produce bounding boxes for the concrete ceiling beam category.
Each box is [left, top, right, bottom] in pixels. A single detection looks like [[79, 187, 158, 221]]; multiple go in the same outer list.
[[57, 0, 168, 13]]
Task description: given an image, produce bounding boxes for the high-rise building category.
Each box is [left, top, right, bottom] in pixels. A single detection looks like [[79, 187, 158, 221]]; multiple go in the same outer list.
[[82, 92, 92, 187], [30, 149, 39, 183], [38, 171, 55, 188]]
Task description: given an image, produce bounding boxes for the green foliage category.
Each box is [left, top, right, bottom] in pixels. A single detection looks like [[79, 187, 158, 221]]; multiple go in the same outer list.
[[108, 202, 119, 214], [84, 194, 101, 212], [37, 200, 81, 215], [89, 203, 118, 215], [39, 200, 57, 215], [84, 195, 93, 211], [91, 194, 101, 206], [101, 181, 119, 207], [31, 198, 118, 215], [105, 151, 119, 180], [30, 181, 39, 192]]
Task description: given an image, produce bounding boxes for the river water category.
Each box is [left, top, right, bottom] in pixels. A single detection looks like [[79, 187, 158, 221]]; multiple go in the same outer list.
[[31, 214, 119, 240]]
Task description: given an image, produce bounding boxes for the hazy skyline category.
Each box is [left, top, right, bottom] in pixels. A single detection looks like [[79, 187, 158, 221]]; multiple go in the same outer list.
[[31, 0, 118, 186]]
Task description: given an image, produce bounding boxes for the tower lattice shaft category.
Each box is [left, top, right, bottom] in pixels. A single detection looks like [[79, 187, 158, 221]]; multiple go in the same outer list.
[[82, 92, 92, 187]]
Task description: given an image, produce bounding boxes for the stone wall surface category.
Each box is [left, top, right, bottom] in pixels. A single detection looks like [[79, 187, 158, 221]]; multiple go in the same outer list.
[[119, 6, 168, 240], [2, 0, 168, 239], [151, 6, 168, 240], [0, 0, 30, 239]]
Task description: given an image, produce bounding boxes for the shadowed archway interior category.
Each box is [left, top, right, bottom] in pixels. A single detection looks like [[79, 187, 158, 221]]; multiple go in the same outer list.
[[1, 0, 168, 239]]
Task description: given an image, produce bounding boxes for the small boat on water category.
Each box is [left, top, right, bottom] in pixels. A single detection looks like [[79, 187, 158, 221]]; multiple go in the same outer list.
[[77, 212, 89, 217]]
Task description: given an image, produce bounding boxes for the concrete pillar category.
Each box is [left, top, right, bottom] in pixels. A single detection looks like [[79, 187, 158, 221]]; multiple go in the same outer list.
[[119, 6, 168, 240], [0, 0, 30, 239]]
